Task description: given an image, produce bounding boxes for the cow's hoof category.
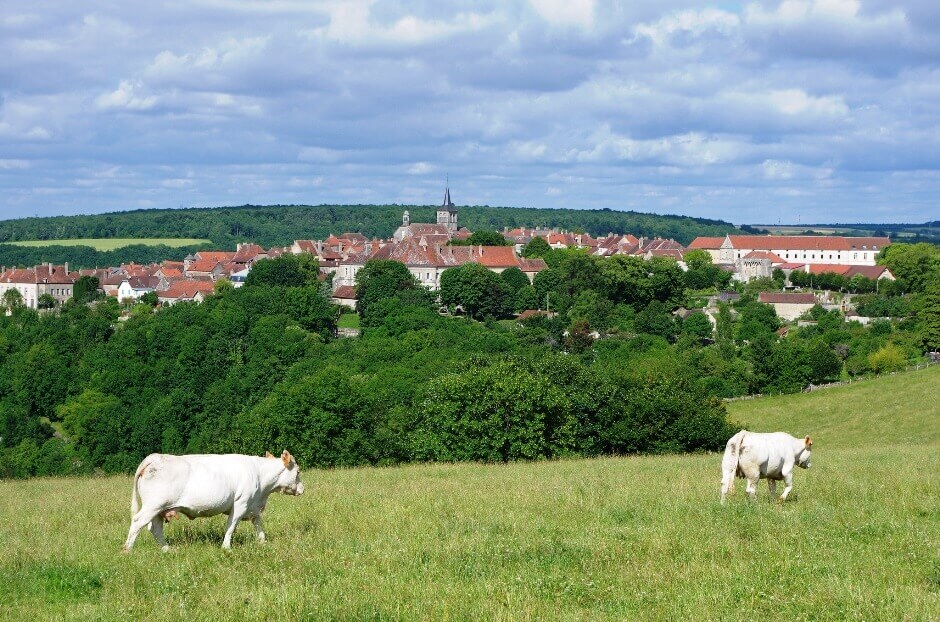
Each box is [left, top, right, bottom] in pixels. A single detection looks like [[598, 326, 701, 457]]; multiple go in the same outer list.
[[121, 546, 131, 554], [161, 545, 170, 553]]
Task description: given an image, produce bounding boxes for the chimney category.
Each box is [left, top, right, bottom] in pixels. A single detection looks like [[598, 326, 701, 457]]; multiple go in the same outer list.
[[64, 262, 68, 275]]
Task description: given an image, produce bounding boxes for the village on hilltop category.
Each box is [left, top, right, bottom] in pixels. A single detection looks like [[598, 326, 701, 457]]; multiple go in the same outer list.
[[0, 188, 896, 321]]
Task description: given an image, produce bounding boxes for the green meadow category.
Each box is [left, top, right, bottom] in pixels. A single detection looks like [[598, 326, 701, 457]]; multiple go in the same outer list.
[[6, 238, 211, 251], [1, 366, 937, 621]]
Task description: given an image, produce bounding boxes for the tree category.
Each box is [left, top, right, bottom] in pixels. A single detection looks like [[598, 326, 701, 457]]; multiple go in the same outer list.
[[878, 243, 940, 293], [415, 358, 572, 463], [682, 312, 713, 341], [499, 266, 530, 294], [37, 294, 57, 310], [919, 274, 940, 351], [567, 290, 613, 330], [684, 249, 712, 271], [564, 319, 595, 354], [868, 343, 905, 374], [514, 285, 539, 313], [140, 291, 159, 307], [72, 276, 100, 304], [355, 259, 433, 323], [521, 237, 552, 258], [634, 301, 678, 342], [214, 279, 235, 295], [440, 263, 512, 320], [3, 288, 24, 311], [245, 255, 320, 288], [456, 230, 511, 246]]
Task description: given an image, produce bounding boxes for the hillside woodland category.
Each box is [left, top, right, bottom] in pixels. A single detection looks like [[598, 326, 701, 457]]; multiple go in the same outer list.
[[0, 242, 936, 478], [0, 204, 739, 257]]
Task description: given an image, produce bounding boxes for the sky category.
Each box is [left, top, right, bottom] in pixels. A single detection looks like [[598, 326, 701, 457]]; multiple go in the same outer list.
[[1, 0, 939, 225]]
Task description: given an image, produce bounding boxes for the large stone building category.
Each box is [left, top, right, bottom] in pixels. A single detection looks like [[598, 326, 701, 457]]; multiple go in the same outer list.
[[688, 235, 890, 267], [0, 264, 76, 309]]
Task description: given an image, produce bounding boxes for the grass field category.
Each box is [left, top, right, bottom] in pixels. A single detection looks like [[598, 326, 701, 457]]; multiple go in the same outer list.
[[337, 313, 361, 329], [1, 367, 937, 621], [5, 238, 211, 251]]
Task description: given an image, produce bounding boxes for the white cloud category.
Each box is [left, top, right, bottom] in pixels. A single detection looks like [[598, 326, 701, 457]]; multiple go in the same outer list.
[[632, 8, 740, 47], [95, 80, 157, 110], [528, 0, 595, 29], [407, 162, 435, 175]]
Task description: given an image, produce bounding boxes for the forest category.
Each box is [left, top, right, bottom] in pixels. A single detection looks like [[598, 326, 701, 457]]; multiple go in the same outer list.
[[1, 239, 936, 479], [0, 204, 741, 252]]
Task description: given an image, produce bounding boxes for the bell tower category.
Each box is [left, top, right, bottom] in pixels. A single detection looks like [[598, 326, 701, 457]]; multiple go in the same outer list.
[[436, 177, 457, 232]]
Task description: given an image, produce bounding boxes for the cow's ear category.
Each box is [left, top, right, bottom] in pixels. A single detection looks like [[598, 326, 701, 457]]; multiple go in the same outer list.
[[265, 451, 274, 458], [805, 436, 812, 447], [281, 450, 293, 468]]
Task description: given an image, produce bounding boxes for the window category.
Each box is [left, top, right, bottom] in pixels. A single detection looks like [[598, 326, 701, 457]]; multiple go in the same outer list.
[[863, 253, 868, 260], [853, 253, 857, 260]]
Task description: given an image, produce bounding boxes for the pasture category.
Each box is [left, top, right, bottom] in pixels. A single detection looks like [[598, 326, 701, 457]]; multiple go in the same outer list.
[[5, 238, 211, 251], [1, 366, 937, 621]]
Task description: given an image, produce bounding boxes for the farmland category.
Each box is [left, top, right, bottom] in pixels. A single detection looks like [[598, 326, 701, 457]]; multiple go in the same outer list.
[[6, 238, 211, 251], [0, 366, 937, 621]]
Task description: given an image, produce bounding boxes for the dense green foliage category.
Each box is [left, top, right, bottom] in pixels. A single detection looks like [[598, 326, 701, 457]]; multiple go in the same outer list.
[[0, 241, 935, 479], [0, 204, 741, 250], [0, 242, 211, 271]]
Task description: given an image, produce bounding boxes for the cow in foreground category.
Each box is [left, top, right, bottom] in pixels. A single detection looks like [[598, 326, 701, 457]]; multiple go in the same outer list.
[[123, 450, 304, 552], [720, 430, 812, 503]]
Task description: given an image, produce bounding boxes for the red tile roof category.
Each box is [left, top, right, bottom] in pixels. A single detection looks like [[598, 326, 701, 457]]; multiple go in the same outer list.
[[196, 251, 236, 263], [808, 264, 852, 275], [473, 246, 520, 268], [331, 285, 357, 300], [728, 235, 890, 252], [743, 251, 785, 263], [0, 265, 75, 284], [687, 237, 725, 250], [159, 280, 215, 300]]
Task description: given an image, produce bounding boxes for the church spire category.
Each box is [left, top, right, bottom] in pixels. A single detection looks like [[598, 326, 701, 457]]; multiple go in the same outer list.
[[443, 175, 454, 207]]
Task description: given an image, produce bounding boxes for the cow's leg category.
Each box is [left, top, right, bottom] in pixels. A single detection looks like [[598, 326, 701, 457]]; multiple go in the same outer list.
[[779, 470, 794, 501], [768, 479, 777, 500], [252, 514, 266, 543], [149, 516, 170, 552], [123, 508, 160, 552], [222, 504, 248, 549], [720, 469, 735, 503], [744, 477, 759, 502]]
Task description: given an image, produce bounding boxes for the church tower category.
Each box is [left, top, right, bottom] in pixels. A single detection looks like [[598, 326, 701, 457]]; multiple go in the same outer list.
[[436, 179, 457, 232]]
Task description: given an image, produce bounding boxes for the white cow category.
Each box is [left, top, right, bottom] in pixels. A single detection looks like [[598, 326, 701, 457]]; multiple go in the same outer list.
[[123, 450, 305, 552], [720, 430, 812, 503]]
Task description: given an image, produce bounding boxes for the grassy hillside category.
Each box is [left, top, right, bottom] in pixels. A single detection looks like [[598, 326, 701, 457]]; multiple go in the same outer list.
[[0, 204, 743, 248], [7, 238, 211, 251], [728, 364, 940, 448], [1, 369, 937, 621]]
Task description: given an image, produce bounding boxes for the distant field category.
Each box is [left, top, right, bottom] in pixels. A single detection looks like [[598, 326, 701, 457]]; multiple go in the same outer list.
[[0, 367, 937, 620], [5, 238, 211, 251]]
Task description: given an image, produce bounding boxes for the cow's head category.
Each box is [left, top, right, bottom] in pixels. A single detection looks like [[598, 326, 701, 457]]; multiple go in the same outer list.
[[272, 450, 305, 496], [797, 435, 813, 469]]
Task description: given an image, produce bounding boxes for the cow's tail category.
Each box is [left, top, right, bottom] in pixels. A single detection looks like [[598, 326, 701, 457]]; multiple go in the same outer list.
[[130, 458, 150, 517], [720, 430, 747, 501]]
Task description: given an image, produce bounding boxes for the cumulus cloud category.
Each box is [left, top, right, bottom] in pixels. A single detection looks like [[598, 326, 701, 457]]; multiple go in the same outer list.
[[0, 0, 937, 223]]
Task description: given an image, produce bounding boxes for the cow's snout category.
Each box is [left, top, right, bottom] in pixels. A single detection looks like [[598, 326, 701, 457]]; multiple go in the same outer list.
[[296, 482, 305, 496]]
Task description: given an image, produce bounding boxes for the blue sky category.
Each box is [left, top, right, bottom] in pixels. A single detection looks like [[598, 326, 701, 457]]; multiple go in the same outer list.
[[1, 0, 938, 224]]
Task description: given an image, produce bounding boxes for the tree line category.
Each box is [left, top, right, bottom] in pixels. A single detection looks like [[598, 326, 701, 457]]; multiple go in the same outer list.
[[0, 204, 741, 251]]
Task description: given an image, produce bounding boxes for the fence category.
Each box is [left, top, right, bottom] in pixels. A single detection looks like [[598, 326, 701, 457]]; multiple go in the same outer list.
[[723, 358, 936, 402]]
